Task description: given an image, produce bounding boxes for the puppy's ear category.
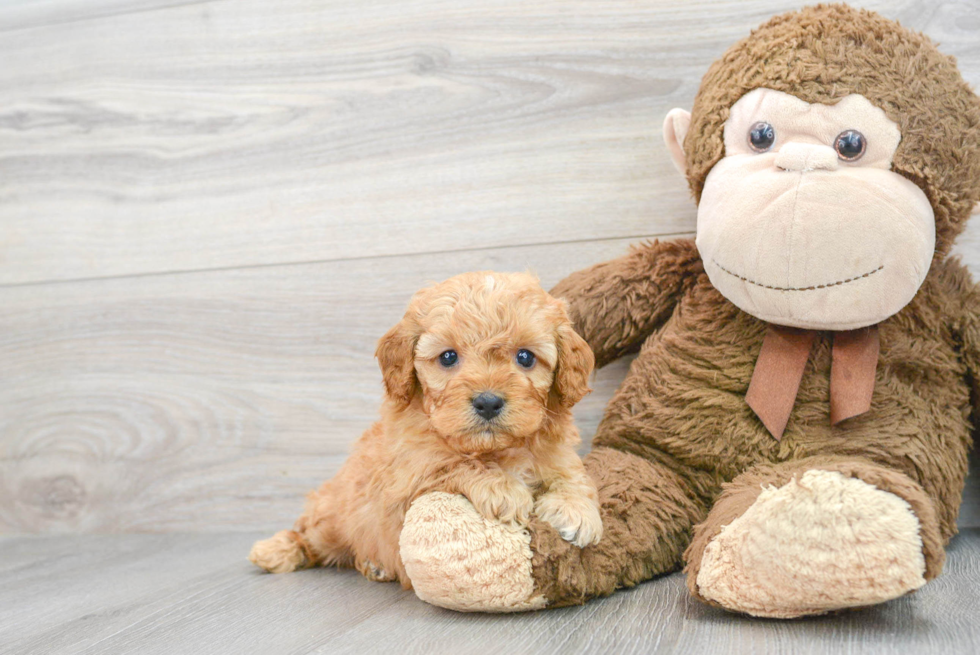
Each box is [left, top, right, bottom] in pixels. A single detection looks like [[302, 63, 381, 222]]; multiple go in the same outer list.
[[551, 319, 594, 408], [375, 319, 419, 407]]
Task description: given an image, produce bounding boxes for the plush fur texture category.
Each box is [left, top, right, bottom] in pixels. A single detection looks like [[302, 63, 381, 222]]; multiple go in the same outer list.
[[685, 4, 980, 257], [694, 470, 927, 618], [400, 492, 546, 611], [695, 88, 936, 330], [682, 456, 945, 593], [402, 4, 980, 617], [532, 243, 975, 608], [249, 272, 601, 586]]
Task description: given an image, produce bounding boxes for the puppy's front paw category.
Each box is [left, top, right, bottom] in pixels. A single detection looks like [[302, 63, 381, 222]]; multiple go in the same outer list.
[[469, 478, 535, 526], [356, 559, 397, 583], [534, 490, 603, 548]]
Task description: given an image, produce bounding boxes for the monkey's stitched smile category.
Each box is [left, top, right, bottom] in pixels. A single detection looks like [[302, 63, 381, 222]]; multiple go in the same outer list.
[[712, 260, 885, 292]]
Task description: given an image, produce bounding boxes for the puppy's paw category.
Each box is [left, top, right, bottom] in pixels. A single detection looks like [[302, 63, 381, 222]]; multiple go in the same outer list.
[[534, 490, 603, 548], [248, 530, 308, 573], [469, 478, 535, 527], [356, 559, 397, 583]]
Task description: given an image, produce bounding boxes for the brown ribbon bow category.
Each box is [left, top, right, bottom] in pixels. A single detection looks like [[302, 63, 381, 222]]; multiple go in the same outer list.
[[746, 324, 880, 440]]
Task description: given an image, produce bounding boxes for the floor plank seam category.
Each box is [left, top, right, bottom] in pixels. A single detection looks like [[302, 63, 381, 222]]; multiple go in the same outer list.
[[0, 231, 695, 290], [0, 0, 221, 36]]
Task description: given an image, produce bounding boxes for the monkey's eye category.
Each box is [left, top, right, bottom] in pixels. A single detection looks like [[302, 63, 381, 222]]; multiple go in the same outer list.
[[748, 122, 776, 152], [439, 350, 458, 367], [515, 349, 536, 369], [834, 130, 866, 161]]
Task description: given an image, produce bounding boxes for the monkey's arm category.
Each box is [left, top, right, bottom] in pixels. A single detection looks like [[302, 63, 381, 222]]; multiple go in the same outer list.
[[550, 238, 701, 368]]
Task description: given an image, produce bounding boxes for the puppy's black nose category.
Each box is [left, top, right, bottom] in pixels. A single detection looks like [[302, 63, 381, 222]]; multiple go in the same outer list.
[[472, 393, 505, 420]]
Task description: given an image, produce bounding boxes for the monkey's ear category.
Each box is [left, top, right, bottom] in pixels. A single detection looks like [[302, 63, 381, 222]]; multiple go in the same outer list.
[[375, 320, 419, 407], [663, 108, 691, 176], [551, 322, 595, 408]]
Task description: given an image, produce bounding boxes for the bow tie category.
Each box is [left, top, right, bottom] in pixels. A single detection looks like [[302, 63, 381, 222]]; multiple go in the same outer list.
[[746, 324, 880, 440]]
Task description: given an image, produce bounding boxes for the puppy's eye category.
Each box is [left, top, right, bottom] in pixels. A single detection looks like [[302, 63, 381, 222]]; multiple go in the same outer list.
[[834, 130, 866, 161], [748, 122, 776, 152], [439, 350, 458, 367], [515, 349, 535, 369]]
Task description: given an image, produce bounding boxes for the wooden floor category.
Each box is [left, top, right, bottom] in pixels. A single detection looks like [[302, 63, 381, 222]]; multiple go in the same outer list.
[[1, 530, 979, 655]]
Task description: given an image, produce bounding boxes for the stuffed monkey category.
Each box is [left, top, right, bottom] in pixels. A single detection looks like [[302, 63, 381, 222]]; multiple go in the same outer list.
[[400, 4, 980, 617]]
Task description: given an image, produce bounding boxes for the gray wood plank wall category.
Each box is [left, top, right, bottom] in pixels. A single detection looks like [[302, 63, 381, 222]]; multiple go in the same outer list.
[[1, 0, 978, 534]]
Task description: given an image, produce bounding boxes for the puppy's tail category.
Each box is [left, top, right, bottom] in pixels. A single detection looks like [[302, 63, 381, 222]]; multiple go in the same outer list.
[[248, 529, 315, 573]]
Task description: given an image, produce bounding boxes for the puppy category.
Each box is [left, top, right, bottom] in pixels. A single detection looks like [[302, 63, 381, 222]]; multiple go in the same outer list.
[[249, 271, 602, 587]]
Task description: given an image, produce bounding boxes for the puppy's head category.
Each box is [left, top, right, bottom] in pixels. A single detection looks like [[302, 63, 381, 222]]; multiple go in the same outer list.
[[375, 271, 593, 450]]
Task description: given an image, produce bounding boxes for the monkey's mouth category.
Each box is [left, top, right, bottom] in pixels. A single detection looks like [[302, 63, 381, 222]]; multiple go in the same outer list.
[[712, 260, 884, 292]]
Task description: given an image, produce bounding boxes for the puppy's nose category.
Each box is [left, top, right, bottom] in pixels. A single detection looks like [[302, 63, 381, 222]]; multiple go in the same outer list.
[[472, 393, 505, 420]]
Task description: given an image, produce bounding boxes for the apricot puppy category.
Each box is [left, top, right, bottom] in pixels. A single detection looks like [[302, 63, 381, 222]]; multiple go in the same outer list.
[[249, 271, 602, 586]]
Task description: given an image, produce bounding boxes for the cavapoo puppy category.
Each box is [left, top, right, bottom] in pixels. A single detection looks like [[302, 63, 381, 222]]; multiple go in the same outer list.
[[249, 271, 602, 587]]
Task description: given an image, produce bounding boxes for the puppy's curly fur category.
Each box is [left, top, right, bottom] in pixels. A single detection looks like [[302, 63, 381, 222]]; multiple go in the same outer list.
[[249, 271, 602, 587]]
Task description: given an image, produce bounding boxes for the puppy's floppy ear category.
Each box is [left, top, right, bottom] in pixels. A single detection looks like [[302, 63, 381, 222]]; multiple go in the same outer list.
[[375, 319, 419, 406], [551, 316, 595, 408]]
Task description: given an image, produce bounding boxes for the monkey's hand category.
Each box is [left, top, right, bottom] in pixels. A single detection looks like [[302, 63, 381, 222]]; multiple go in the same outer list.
[[550, 238, 700, 368]]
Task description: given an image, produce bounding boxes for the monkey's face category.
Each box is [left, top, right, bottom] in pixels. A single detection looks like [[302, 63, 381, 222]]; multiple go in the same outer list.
[[670, 88, 935, 330]]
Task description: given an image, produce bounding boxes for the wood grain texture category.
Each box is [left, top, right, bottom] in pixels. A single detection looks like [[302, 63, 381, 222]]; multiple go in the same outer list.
[[2, 228, 976, 534], [1, 530, 978, 654], [0, 237, 642, 533], [1, 0, 978, 284], [0, 0, 201, 32], [952, 217, 980, 273], [0, 0, 978, 537]]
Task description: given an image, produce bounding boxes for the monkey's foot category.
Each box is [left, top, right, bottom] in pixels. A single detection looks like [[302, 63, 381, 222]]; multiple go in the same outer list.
[[399, 492, 545, 612], [693, 469, 928, 618]]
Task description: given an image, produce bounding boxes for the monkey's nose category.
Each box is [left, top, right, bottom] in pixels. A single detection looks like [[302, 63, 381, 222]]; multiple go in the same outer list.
[[472, 392, 505, 420], [774, 142, 838, 172]]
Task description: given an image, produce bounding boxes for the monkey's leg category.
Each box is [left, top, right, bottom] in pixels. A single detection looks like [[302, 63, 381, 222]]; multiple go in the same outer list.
[[684, 456, 945, 619], [399, 447, 711, 612]]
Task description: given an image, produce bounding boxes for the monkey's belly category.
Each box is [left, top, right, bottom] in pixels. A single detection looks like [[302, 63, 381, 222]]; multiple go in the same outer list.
[[591, 288, 973, 528]]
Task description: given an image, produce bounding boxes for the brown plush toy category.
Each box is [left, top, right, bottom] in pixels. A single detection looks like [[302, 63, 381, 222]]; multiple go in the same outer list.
[[399, 4, 980, 617]]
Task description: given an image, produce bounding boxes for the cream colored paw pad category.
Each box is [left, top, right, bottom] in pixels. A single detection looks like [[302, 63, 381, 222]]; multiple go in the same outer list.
[[696, 469, 927, 618], [400, 492, 546, 612]]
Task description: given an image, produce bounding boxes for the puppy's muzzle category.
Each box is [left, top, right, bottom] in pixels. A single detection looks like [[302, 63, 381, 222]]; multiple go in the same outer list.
[[471, 392, 505, 421]]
